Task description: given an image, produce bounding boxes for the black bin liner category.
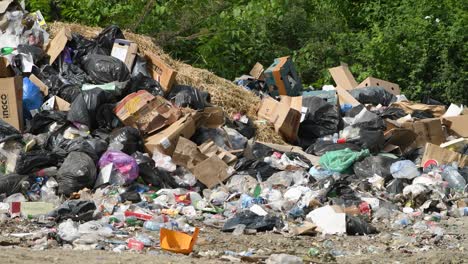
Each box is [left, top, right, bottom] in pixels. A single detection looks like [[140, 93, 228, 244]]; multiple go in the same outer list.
[[56, 152, 97, 196]]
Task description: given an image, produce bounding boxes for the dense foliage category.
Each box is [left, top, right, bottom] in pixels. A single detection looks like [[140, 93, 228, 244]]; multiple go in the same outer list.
[[28, 0, 467, 104]]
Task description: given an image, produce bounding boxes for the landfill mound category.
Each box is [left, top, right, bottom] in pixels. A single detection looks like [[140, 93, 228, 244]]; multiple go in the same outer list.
[[49, 22, 284, 144]]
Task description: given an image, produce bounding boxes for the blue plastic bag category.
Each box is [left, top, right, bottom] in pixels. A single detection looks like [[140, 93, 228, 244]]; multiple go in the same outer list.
[[22, 77, 43, 120]]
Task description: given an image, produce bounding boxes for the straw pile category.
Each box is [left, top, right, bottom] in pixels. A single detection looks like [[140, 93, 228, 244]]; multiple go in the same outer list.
[[49, 22, 285, 144]]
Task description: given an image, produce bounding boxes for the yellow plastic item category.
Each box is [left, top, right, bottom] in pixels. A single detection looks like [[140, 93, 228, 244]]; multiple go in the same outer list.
[[160, 227, 200, 254]]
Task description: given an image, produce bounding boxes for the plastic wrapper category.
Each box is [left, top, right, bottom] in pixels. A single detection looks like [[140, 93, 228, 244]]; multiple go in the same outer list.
[[298, 96, 340, 148], [222, 211, 283, 232], [0, 119, 22, 143], [98, 150, 139, 185], [350, 86, 396, 106], [319, 148, 370, 173], [81, 55, 130, 84], [67, 88, 113, 130], [166, 85, 210, 110], [0, 174, 32, 196], [48, 200, 97, 222], [15, 150, 60, 175], [108, 127, 144, 155], [353, 156, 397, 181], [56, 152, 97, 196]]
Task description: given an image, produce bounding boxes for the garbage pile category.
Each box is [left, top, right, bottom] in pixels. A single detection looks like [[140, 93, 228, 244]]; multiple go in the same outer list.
[[0, 2, 467, 261]]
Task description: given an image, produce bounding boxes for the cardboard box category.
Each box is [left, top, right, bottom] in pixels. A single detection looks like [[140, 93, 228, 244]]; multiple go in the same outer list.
[[172, 137, 207, 170], [192, 156, 230, 189], [41, 96, 70, 111], [258, 96, 279, 122], [336, 86, 360, 106], [29, 74, 48, 96], [144, 112, 199, 156], [264, 56, 302, 96], [145, 52, 177, 93], [46, 27, 71, 64], [390, 101, 446, 117], [441, 115, 468, 137], [200, 107, 225, 128], [111, 39, 138, 70], [199, 141, 237, 165], [0, 76, 23, 131], [401, 118, 445, 148], [115, 90, 181, 134], [249, 62, 265, 80], [328, 63, 358, 90], [357, 76, 400, 95], [273, 99, 301, 143], [421, 143, 467, 167]]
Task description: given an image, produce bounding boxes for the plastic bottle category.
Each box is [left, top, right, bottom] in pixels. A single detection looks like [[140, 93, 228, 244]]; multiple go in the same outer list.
[[442, 165, 466, 190], [143, 220, 165, 231], [0, 47, 16, 55]]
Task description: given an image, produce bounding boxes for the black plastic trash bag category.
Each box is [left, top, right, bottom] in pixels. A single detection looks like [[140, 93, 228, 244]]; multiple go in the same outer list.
[[125, 73, 164, 97], [120, 191, 142, 203], [380, 107, 406, 120], [222, 211, 283, 232], [350, 87, 396, 106], [67, 88, 113, 130], [15, 150, 60, 175], [298, 96, 340, 148], [0, 174, 33, 196], [58, 63, 88, 86], [81, 55, 130, 84], [132, 152, 179, 189], [17, 44, 49, 66], [225, 119, 255, 139], [109, 127, 144, 155], [48, 200, 96, 222], [306, 141, 361, 156], [96, 103, 122, 131], [346, 215, 378, 235], [94, 25, 125, 55], [166, 85, 210, 110], [412, 110, 434, 119], [351, 129, 385, 154], [0, 119, 22, 143], [251, 142, 275, 160], [131, 55, 150, 77], [51, 136, 104, 162], [353, 155, 397, 180], [69, 33, 107, 62], [234, 158, 280, 181], [56, 152, 97, 196], [28, 111, 68, 135]]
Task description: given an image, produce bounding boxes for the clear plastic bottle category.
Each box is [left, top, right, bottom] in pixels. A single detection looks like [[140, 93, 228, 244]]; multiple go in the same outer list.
[[442, 165, 466, 190]]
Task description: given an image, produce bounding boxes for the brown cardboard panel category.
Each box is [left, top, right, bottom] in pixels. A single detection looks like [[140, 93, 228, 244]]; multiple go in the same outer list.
[[401, 118, 444, 147], [0, 76, 23, 131], [199, 141, 237, 165], [258, 97, 279, 122], [46, 27, 71, 64], [145, 52, 177, 93], [384, 128, 417, 151], [249, 62, 265, 80], [421, 143, 467, 167], [336, 86, 360, 106], [357, 76, 400, 95], [172, 137, 207, 169], [0, 57, 13, 78], [55, 96, 70, 111], [391, 101, 446, 117], [328, 64, 358, 90], [29, 74, 48, 96], [273, 100, 301, 143], [441, 115, 468, 137], [200, 107, 225, 128], [193, 156, 229, 189], [111, 39, 138, 70]]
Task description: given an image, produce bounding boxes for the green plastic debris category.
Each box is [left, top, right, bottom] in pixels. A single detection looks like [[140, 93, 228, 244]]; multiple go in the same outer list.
[[319, 148, 370, 173]]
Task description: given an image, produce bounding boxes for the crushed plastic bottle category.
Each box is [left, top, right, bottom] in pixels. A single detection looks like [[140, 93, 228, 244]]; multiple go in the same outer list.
[[442, 165, 466, 190]]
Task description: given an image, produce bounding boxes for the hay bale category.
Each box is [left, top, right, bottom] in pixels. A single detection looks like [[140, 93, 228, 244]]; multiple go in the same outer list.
[[49, 22, 285, 144]]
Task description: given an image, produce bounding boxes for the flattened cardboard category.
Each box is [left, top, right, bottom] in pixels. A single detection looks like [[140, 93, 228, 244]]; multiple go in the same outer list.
[[200, 107, 225, 128], [29, 74, 48, 96], [145, 52, 177, 93], [172, 137, 207, 169], [328, 63, 358, 90], [199, 141, 237, 164], [357, 76, 400, 95], [401, 118, 444, 147], [193, 156, 229, 189], [258, 96, 278, 123], [441, 115, 468, 137], [46, 27, 71, 64], [144, 112, 198, 156], [111, 39, 138, 70], [0, 76, 23, 131], [421, 143, 467, 167], [249, 62, 265, 80], [336, 86, 360, 106], [391, 101, 446, 117]]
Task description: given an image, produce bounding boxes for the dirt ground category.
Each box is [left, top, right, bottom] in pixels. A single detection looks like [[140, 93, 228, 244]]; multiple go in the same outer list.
[[0, 216, 467, 264]]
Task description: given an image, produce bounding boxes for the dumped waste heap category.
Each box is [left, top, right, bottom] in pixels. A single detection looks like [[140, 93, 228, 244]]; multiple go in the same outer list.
[[0, 2, 467, 263]]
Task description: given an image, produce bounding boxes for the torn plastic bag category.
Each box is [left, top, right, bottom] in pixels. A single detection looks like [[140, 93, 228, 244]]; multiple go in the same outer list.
[[298, 96, 340, 148], [346, 215, 378, 235], [125, 73, 164, 97], [412, 110, 434, 119], [234, 158, 280, 181], [96, 103, 122, 131], [0, 174, 33, 196], [306, 141, 361, 156], [67, 88, 113, 130], [17, 44, 49, 66], [48, 200, 97, 222], [251, 142, 275, 160], [15, 150, 60, 175], [22, 77, 43, 120], [350, 87, 396, 106], [58, 63, 88, 86], [225, 119, 255, 139], [319, 148, 370, 173], [94, 25, 125, 55], [132, 152, 179, 189], [380, 107, 406, 120], [109, 127, 144, 155], [98, 150, 139, 185], [57, 84, 81, 103], [353, 156, 398, 181], [0, 119, 22, 143], [222, 211, 283, 232], [131, 55, 151, 77], [386, 178, 408, 194], [81, 55, 130, 84], [28, 110, 68, 135], [166, 85, 211, 110], [69, 33, 107, 62], [57, 152, 97, 196]]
